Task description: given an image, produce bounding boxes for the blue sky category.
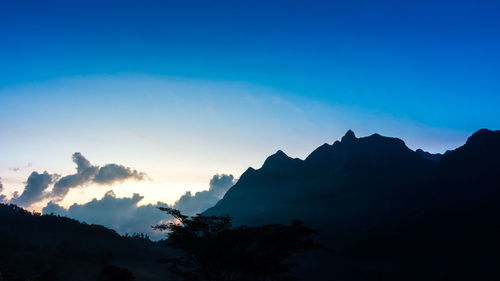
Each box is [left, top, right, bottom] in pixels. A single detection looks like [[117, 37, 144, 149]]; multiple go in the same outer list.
[[1, 0, 499, 208]]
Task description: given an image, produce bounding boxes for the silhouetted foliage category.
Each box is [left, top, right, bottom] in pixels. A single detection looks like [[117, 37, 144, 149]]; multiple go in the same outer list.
[[0, 203, 169, 281], [203, 129, 500, 280], [153, 207, 321, 281], [1, 129, 500, 281], [98, 265, 136, 281], [124, 232, 151, 241], [34, 270, 57, 281]]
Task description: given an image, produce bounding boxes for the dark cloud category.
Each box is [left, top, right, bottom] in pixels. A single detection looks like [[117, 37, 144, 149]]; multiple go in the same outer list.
[[42, 174, 236, 240], [10, 172, 56, 208], [172, 174, 236, 216], [42, 200, 67, 215], [43, 190, 167, 240], [51, 153, 99, 201], [93, 164, 147, 185], [0, 177, 6, 203], [50, 152, 148, 202], [9, 152, 148, 207]]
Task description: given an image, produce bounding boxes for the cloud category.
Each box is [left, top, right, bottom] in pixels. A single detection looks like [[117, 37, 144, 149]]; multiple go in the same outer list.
[[51, 153, 99, 201], [42, 200, 67, 215], [9, 152, 148, 207], [93, 163, 147, 185], [172, 174, 236, 216], [43, 190, 167, 240], [50, 152, 148, 202], [41, 174, 236, 240], [9, 162, 33, 172], [0, 177, 6, 203], [10, 172, 56, 207]]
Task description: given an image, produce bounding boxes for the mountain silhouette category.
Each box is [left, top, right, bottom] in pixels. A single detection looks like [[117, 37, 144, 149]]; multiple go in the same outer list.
[[205, 129, 500, 280], [415, 148, 443, 162], [1, 129, 499, 281], [205, 130, 436, 228]]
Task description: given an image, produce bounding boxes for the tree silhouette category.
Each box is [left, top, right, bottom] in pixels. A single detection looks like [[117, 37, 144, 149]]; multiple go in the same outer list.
[[153, 207, 322, 281], [98, 265, 135, 281]]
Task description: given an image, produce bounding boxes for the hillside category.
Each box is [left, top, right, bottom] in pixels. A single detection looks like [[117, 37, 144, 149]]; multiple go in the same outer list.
[[205, 129, 500, 280], [1, 129, 499, 281], [0, 204, 172, 281]]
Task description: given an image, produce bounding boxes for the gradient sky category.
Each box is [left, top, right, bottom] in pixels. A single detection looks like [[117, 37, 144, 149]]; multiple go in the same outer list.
[[1, 0, 499, 209]]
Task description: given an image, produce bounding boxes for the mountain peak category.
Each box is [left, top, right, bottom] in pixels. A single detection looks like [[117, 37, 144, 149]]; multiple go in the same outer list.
[[416, 148, 442, 163], [262, 150, 288, 166], [466, 129, 499, 146], [274, 150, 287, 157], [341, 130, 356, 143], [261, 150, 302, 170]]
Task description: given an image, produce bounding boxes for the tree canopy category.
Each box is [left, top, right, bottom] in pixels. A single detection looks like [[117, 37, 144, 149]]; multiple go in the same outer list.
[[153, 207, 322, 281]]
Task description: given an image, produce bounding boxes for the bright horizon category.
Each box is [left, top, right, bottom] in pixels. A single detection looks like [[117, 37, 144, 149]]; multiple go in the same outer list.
[[1, 0, 499, 213], [0, 74, 481, 210]]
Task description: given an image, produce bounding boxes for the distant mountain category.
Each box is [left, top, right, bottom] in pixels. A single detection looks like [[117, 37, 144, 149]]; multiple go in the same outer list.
[[205, 129, 500, 280], [0, 204, 172, 281], [415, 148, 443, 162]]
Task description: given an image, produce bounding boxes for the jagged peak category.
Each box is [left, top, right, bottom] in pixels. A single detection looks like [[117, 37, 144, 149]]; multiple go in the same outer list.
[[262, 150, 302, 169], [262, 150, 288, 165], [236, 167, 256, 183], [341, 130, 356, 143], [273, 150, 288, 157]]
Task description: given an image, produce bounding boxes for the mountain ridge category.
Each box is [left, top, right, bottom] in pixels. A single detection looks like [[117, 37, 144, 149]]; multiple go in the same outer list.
[[204, 128, 500, 280], [205, 129, 439, 227]]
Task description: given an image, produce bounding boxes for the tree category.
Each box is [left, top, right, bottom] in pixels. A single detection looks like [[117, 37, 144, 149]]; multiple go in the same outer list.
[[98, 265, 135, 281], [153, 207, 323, 281]]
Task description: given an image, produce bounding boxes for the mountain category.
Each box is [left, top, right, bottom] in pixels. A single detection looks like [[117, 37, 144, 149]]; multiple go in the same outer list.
[[205, 129, 500, 281], [415, 148, 443, 162], [205, 130, 436, 230], [2, 129, 498, 281], [0, 204, 172, 281]]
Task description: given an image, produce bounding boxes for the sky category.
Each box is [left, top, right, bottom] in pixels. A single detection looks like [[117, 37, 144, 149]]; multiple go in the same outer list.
[[1, 0, 499, 216]]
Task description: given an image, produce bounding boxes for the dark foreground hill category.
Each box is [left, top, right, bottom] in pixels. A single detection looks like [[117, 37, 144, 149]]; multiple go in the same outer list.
[[0, 204, 171, 281], [1, 129, 499, 281], [205, 129, 500, 281]]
